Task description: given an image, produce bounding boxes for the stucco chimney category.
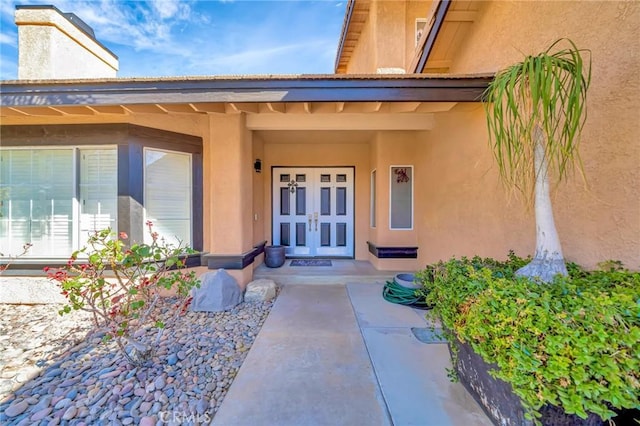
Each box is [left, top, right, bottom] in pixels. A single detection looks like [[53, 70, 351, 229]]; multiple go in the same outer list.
[[15, 5, 118, 79]]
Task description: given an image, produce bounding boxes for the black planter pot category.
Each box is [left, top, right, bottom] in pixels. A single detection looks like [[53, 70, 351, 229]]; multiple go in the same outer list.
[[264, 245, 286, 268], [453, 340, 605, 426]]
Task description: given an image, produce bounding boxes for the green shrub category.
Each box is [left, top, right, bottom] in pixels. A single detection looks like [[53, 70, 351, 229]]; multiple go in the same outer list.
[[417, 253, 640, 422]]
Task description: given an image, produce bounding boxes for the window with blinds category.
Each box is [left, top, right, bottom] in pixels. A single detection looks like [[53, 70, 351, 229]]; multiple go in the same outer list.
[[79, 149, 118, 247], [0, 147, 117, 258], [144, 148, 192, 247]]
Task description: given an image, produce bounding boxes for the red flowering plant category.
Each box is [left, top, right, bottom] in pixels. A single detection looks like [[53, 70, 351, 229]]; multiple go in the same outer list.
[[46, 221, 200, 366]]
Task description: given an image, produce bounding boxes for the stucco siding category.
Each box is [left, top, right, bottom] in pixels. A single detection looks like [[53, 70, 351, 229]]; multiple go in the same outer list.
[[436, 1, 640, 268], [346, 4, 377, 73]]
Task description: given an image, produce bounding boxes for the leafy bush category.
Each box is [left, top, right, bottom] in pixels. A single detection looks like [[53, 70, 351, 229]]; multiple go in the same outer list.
[[417, 253, 640, 422], [46, 223, 200, 366]]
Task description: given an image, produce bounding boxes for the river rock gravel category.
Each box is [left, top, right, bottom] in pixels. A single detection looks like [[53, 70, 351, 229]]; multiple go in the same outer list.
[[0, 296, 276, 425]]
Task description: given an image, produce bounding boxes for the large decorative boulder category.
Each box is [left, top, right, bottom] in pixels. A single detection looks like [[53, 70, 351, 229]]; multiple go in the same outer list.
[[190, 269, 243, 312], [244, 279, 277, 303]]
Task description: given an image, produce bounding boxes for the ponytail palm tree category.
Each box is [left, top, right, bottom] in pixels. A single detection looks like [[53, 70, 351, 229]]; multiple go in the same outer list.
[[483, 39, 591, 283]]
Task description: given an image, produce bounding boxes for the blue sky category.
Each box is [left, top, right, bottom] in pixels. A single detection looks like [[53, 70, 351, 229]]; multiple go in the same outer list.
[[0, 0, 347, 79]]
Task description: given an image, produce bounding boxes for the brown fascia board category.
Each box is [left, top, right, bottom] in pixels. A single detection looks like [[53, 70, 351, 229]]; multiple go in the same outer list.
[[334, 0, 356, 72], [0, 74, 494, 107], [414, 0, 451, 73]]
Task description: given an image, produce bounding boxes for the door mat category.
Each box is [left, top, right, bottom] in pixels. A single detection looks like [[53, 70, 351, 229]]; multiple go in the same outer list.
[[289, 259, 332, 267]]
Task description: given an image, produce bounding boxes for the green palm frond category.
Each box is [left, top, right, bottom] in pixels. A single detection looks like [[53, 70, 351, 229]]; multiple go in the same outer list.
[[483, 39, 591, 202]]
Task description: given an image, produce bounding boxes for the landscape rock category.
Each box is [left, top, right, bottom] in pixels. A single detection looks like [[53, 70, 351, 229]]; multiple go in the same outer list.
[[244, 279, 277, 303], [0, 292, 276, 426], [190, 269, 243, 312], [4, 400, 29, 417]]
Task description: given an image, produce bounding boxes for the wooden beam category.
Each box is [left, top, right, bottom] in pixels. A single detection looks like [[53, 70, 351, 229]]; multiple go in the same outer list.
[[159, 103, 198, 113], [1, 107, 29, 116], [388, 102, 421, 113], [192, 103, 226, 113], [342, 102, 382, 113], [228, 102, 258, 113], [246, 113, 435, 131], [88, 105, 126, 114], [11, 106, 64, 116], [265, 102, 285, 113], [124, 104, 166, 114], [51, 106, 96, 115]]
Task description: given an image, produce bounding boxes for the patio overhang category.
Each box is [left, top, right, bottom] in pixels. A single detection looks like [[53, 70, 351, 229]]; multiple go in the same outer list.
[[0, 74, 492, 123]]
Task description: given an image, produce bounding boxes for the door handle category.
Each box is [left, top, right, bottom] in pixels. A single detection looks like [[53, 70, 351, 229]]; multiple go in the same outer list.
[[314, 212, 318, 231], [308, 214, 312, 231]]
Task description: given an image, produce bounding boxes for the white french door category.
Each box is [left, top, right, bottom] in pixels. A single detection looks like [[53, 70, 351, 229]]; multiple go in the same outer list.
[[272, 167, 354, 257]]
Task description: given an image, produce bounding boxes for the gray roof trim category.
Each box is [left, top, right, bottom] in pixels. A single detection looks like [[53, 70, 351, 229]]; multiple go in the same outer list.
[[0, 75, 493, 107]]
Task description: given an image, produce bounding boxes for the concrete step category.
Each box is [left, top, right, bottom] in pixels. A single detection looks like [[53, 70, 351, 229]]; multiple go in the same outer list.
[[253, 260, 404, 286]]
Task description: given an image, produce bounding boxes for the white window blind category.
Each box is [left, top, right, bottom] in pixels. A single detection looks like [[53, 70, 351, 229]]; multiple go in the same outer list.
[[0, 149, 74, 257], [79, 149, 118, 246], [144, 149, 192, 246]]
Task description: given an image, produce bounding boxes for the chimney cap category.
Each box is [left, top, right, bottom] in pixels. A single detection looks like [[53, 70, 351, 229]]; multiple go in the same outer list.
[[16, 5, 95, 39], [15, 4, 118, 60]]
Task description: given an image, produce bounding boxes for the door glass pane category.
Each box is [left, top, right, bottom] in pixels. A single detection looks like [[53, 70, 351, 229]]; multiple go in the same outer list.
[[280, 223, 290, 246], [296, 222, 306, 246], [295, 174, 306, 182], [320, 223, 330, 246], [336, 187, 346, 216], [337, 222, 347, 247], [336, 174, 347, 183], [0, 149, 73, 257], [145, 149, 192, 246], [280, 188, 290, 215], [390, 166, 413, 229], [280, 174, 290, 182], [320, 187, 331, 216], [295, 187, 306, 215], [320, 174, 330, 183]]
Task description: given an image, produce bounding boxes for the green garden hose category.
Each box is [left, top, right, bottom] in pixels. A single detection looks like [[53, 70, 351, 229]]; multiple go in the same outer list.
[[382, 280, 433, 309]]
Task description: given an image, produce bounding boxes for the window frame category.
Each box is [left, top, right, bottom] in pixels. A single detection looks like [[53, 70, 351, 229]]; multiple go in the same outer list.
[[389, 165, 414, 231]]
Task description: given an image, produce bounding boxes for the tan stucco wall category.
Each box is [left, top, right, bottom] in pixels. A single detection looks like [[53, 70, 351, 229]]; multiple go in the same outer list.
[[16, 8, 118, 79], [368, 131, 422, 270], [346, 3, 377, 73], [345, 0, 432, 74], [415, 106, 532, 266], [420, 1, 640, 269]]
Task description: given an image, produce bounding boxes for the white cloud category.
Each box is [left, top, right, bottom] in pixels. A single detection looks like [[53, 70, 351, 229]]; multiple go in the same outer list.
[[0, 31, 15, 47]]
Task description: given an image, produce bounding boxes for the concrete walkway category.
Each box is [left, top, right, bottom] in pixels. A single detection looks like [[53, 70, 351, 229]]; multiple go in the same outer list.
[[213, 283, 491, 426]]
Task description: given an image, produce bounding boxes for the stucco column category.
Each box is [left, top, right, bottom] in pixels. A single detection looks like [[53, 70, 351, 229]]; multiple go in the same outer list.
[[203, 114, 254, 286]]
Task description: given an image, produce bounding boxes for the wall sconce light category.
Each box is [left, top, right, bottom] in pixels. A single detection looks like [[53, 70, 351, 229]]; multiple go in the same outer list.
[[254, 158, 262, 173]]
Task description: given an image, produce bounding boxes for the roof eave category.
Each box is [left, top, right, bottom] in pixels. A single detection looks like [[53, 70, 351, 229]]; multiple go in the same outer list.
[[0, 75, 494, 107]]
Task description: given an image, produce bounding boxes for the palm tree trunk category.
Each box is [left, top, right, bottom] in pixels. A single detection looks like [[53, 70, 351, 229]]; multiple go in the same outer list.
[[516, 133, 568, 283]]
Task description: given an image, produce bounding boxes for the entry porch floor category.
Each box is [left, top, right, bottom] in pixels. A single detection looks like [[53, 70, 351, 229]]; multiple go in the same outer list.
[[213, 282, 492, 426], [254, 259, 404, 285]]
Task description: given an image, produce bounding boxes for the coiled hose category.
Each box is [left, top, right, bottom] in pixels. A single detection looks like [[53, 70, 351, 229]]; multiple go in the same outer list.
[[382, 280, 433, 310]]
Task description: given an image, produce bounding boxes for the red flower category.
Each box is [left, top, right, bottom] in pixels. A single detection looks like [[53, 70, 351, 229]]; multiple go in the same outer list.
[[119, 232, 128, 240]]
